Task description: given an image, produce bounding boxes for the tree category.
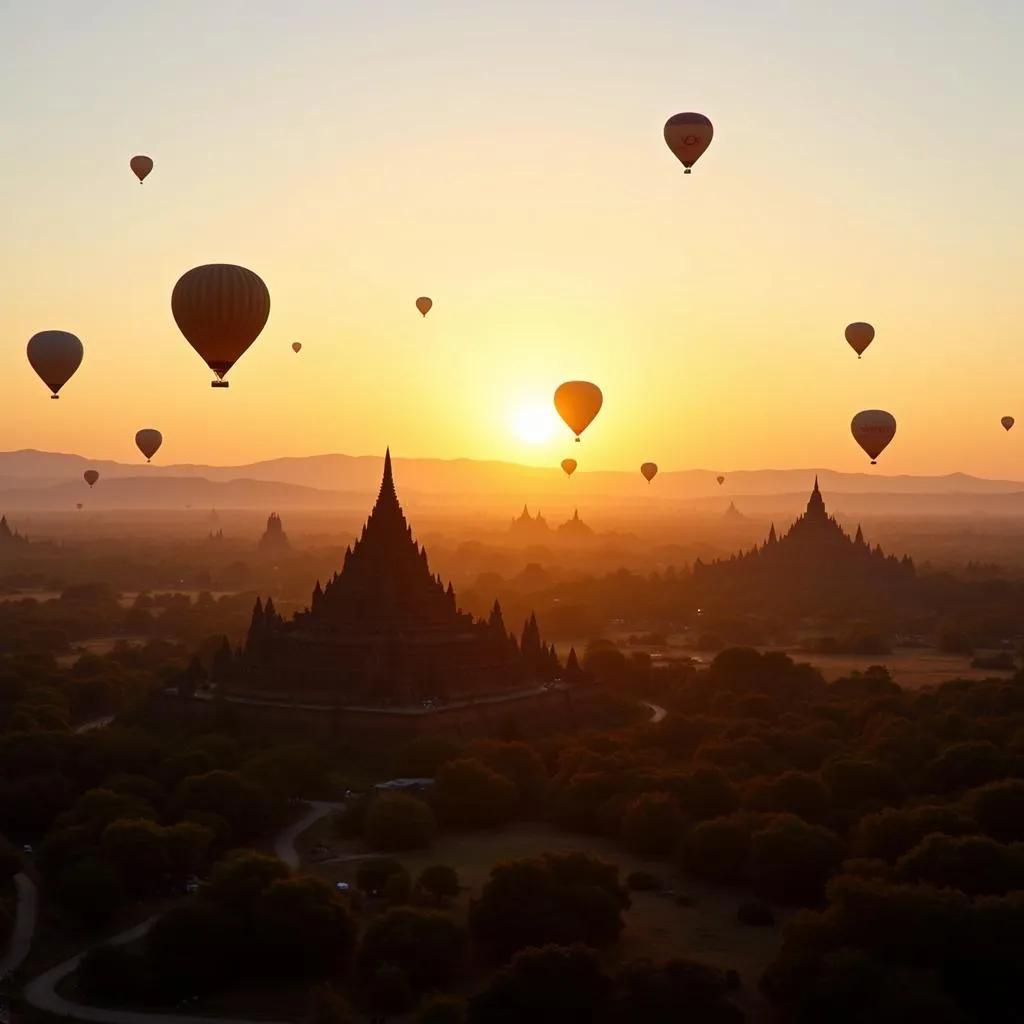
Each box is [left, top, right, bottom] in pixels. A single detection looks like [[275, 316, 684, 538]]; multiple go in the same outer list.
[[621, 791, 684, 857], [304, 984, 357, 1024], [363, 793, 436, 851], [384, 867, 412, 905], [146, 900, 238, 998], [419, 996, 466, 1024], [359, 907, 468, 991], [682, 816, 751, 884], [78, 944, 152, 1004], [968, 778, 1024, 843], [744, 771, 832, 824], [467, 944, 612, 1024], [851, 805, 979, 863], [416, 864, 460, 905], [823, 758, 904, 810], [0, 834, 22, 879], [201, 850, 290, 914], [55, 856, 124, 927], [433, 758, 517, 828], [174, 770, 284, 841], [747, 815, 846, 904], [394, 736, 464, 778], [610, 957, 744, 1024], [101, 818, 169, 897], [893, 834, 1024, 897], [368, 965, 415, 1015], [164, 820, 215, 877], [356, 856, 404, 896], [467, 740, 549, 807]]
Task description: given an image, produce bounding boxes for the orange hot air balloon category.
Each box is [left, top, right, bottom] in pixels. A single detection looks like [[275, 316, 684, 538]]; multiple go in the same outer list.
[[851, 410, 896, 465], [135, 429, 163, 462], [292, 342, 302, 353], [717, 475, 725, 485], [130, 155, 153, 183], [416, 297, 433, 317], [83, 470, 99, 488], [554, 381, 603, 442], [640, 462, 658, 483], [27, 331, 83, 399], [561, 458, 577, 478], [171, 264, 270, 387], [664, 113, 714, 173], [1001, 416, 1014, 432], [845, 322, 874, 358]]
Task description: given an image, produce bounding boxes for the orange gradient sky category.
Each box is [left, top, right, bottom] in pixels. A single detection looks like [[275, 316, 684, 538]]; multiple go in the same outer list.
[[2, 0, 1024, 477]]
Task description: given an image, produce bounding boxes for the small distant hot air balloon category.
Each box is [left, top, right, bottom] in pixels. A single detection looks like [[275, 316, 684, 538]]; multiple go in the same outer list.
[[129, 155, 153, 183], [845, 322, 875, 359], [83, 470, 99, 488], [717, 475, 725, 486], [561, 459, 577, 478], [135, 429, 163, 463], [664, 113, 714, 173], [554, 381, 603, 442], [640, 462, 658, 483], [1001, 416, 1014, 432], [76, 503, 83, 511], [416, 297, 433, 317], [851, 410, 897, 465], [27, 331, 83, 399], [171, 264, 270, 387], [292, 342, 302, 353]]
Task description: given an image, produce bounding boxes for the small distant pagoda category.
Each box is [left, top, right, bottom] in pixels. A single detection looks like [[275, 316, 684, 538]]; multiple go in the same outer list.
[[258, 513, 290, 552], [0, 516, 28, 548], [510, 506, 550, 541], [723, 501, 746, 521], [225, 451, 561, 705], [557, 508, 594, 541]]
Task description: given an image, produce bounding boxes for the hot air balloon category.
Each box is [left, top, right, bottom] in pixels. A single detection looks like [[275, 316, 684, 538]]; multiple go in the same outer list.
[[135, 429, 163, 462], [27, 331, 83, 399], [292, 342, 302, 353], [129, 155, 153, 183], [640, 462, 658, 483], [717, 475, 725, 486], [554, 381, 603, 442], [171, 264, 270, 387], [83, 470, 99, 488], [76, 503, 83, 510], [416, 297, 433, 317], [561, 459, 577, 478], [664, 113, 714, 173], [1001, 416, 1015, 432], [851, 410, 896, 465], [845, 322, 874, 359]]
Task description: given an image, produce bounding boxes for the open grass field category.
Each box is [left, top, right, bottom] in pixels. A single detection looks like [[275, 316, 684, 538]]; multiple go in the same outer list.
[[299, 819, 786, 1020]]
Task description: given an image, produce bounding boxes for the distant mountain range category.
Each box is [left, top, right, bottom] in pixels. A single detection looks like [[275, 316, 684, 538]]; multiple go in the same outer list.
[[0, 449, 1023, 514]]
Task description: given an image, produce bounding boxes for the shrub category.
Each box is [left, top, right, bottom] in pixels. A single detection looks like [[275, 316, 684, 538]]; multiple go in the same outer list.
[[621, 792, 684, 856], [417, 864, 460, 904], [363, 792, 436, 852]]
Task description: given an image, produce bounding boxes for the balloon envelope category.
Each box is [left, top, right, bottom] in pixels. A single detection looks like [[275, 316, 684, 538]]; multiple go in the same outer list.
[[851, 410, 896, 464], [129, 155, 153, 183], [717, 475, 725, 485], [554, 381, 603, 441], [76, 503, 83, 510], [171, 264, 270, 386], [1002, 416, 1015, 432], [416, 297, 433, 317], [640, 462, 658, 483], [83, 470, 99, 488], [27, 331, 83, 398], [845, 322, 875, 358], [560, 459, 577, 477], [664, 113, 713, 173], [135, 428, 163, 462], [292, 342, 302, 353]]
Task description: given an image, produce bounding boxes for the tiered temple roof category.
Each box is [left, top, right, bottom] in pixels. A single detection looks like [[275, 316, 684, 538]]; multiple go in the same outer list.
[[557, 508, 594, 540]]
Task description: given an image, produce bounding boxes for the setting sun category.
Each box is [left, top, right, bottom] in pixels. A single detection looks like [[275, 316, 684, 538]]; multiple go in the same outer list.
[[511, 404, 558, 446]]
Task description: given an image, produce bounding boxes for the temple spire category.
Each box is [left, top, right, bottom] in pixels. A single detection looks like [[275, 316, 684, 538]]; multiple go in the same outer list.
[[376, 447, 398, 507]]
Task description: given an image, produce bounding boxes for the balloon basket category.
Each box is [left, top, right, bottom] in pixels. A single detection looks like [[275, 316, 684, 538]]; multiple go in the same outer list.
[[50, 395, 59, 400], [684, 168, 692, 174], [574, 437, 580, 443], [870, 460, 877, 465], [211, 380, 229, 389]]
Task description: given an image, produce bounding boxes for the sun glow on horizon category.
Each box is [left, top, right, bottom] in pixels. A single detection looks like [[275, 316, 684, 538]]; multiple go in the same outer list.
[[510, 404, 559, 446]]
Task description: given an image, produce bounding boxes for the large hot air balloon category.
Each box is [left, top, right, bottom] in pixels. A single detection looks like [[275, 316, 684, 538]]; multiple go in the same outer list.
[[845, 322, 874, 359], [554, 381, 603, 442], [717, 475, 725, 486], [640, 462, 658, 483], [171, 264, 270, 387], [292, 342, 302, 353], [851, 410, 896, 465], [664, 113, 714, 173], [135, 429, 163, 462], [1001, 416, 1014, 432], [129, 155, 153, 183], [83, 470, 99, 488], [416, 297, 433, 317], [561, 459, 577, 478], [27, 331, 83, 399]]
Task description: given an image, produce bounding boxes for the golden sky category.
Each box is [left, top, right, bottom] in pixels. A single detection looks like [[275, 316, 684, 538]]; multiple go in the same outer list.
[[2, 1, 1024, 477]]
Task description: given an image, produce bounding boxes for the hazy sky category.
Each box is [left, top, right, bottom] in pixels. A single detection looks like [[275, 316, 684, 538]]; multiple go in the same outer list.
[[3, 0, 1024, 476]]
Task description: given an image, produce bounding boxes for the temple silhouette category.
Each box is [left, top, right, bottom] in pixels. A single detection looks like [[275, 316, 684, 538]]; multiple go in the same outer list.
[[509, 506, 551, 541], [258, 512, 290, 552], [694, 478, 914, 589], [557, 508, 594, 541], [0, 516, 28, 548], [225, 450, 561, 706]]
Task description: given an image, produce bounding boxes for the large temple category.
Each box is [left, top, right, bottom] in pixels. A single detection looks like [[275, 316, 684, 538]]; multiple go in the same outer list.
[[694, 478, 914, 590], [223, 450, 562, 706]]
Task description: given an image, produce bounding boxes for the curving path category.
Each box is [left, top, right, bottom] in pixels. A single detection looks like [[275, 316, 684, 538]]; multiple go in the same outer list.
[[642, 700, 667, 723], [0, 872, 38, 982], [23, 799, 341, 1023]]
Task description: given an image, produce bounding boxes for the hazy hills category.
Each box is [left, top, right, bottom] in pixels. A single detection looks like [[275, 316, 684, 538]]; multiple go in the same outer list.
[[1, 449, 1023, 515]]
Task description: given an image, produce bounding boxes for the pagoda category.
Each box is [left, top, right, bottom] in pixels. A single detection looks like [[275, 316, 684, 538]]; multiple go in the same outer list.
[[509, 506, 551, 541], [225, 450, 559, 706], [258, 512, 291, 552], [557, 508, 594, 541]]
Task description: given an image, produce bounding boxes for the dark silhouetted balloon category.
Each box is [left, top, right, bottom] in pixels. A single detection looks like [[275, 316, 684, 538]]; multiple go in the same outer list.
[[1001, 416, 1014, 432], [640, 462, 658, 483], [171, 264, 270, 387], [664, 113, 714, 173], [416, 297, 433, 317], [27, 331, 83, 399], [851, 410, 896, 465], [83, 470, 99, 488], [76, 503, 83, 510], [717, 475, 725, 485], [845, 322, 874, 358], [292, 342, 302, 353], [130, 155, 153, 183], [135, 429, 163, 462], [554, 381, 603, 442], [561, 458, 577, 477]]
